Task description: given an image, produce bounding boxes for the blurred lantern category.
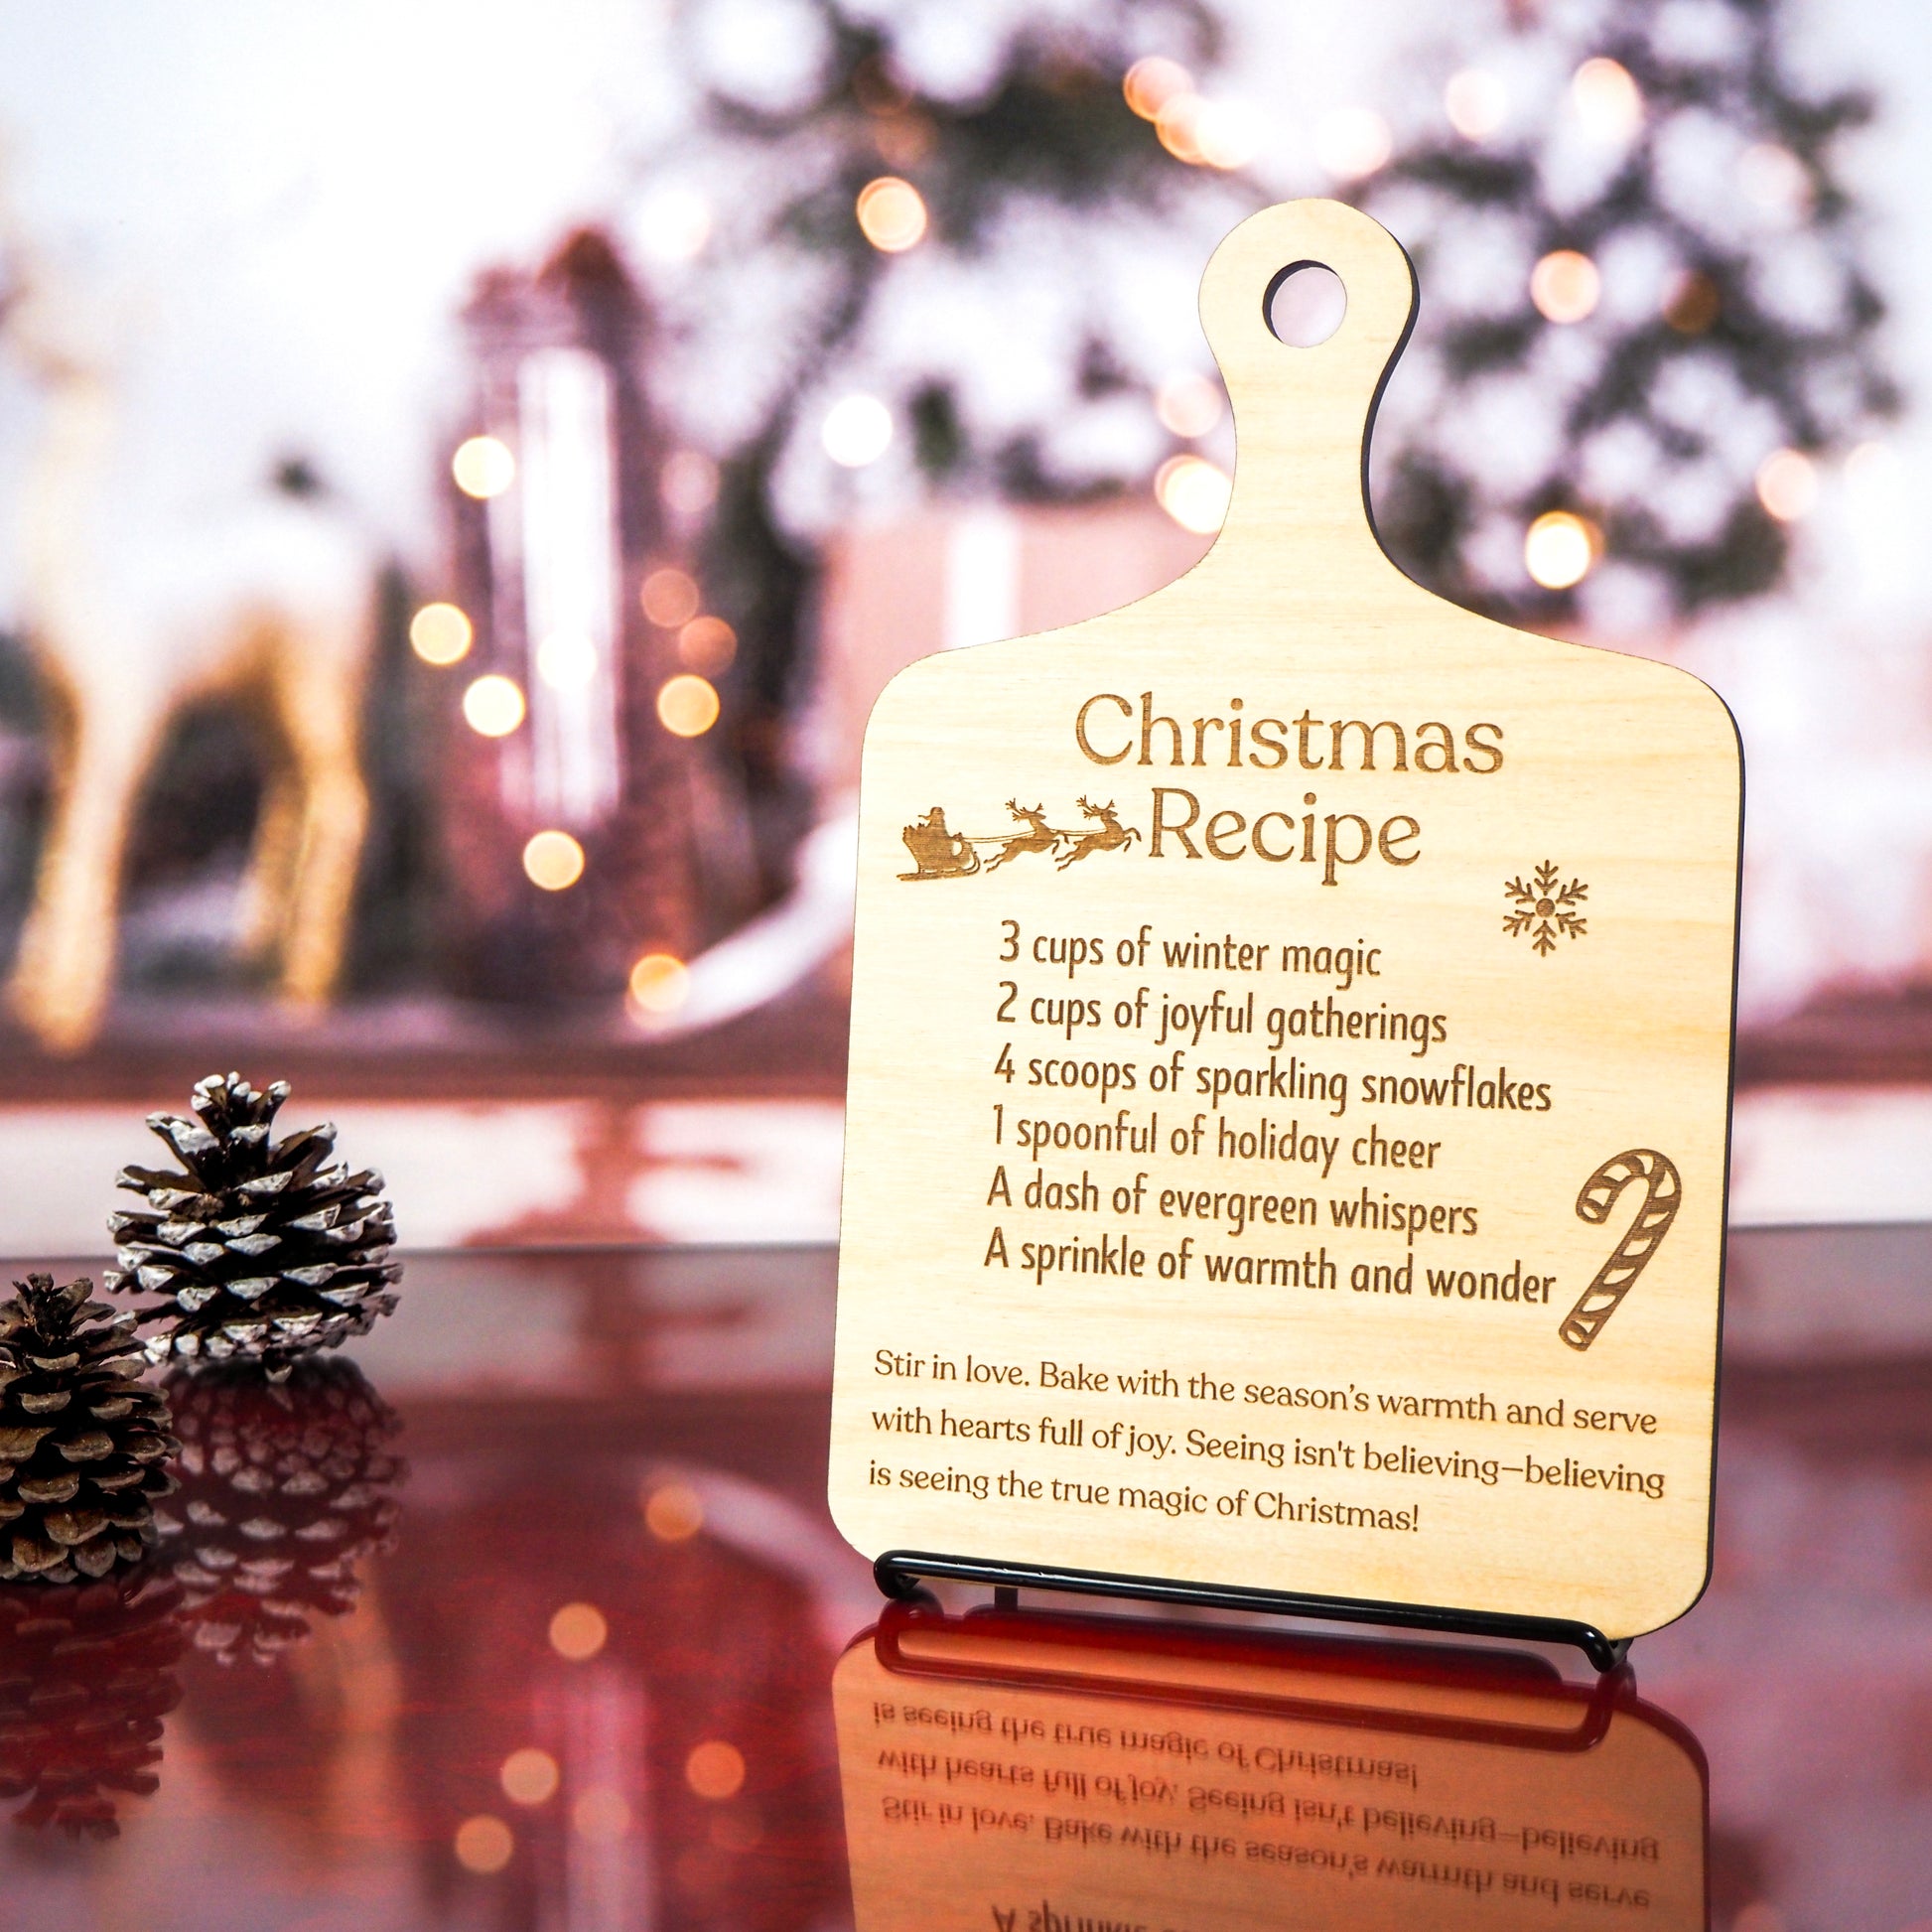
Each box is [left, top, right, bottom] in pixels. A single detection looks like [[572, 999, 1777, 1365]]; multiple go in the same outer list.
[[442, 229, 704, 1002]]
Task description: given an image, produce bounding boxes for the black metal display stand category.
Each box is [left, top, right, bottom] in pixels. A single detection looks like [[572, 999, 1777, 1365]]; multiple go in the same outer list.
[[875, 1548, 1633, 1674]]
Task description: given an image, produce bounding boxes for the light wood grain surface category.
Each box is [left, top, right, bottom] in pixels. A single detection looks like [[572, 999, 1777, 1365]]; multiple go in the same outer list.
[[830, 200, 1740, 1640]]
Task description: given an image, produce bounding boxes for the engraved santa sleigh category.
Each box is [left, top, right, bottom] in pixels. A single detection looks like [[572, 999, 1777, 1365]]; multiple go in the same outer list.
[[898, 797, 1141, 879]]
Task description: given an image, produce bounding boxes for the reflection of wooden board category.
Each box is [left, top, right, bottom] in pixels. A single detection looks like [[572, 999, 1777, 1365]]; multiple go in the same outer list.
[[830, 199, 1740, 1648], [836, 1608, 1707, 1932]]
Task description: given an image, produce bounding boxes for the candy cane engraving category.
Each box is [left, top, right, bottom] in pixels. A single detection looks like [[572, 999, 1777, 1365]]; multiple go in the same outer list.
[[1560, 1150, 1682, 1351]]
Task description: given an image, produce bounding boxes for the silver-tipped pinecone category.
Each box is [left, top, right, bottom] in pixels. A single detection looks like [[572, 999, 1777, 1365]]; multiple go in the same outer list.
[[0, 1276, 178, 1584], [156, 1357, 404, 1666], [107, 1072, 400, 1376]]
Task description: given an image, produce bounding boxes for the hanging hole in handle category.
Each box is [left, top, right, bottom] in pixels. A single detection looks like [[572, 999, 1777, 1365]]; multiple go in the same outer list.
[[1265, 261, 1347, 347]]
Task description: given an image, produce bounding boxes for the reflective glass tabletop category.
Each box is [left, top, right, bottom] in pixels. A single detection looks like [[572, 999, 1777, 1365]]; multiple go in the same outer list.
[[0, 1231, 1922, 1932]]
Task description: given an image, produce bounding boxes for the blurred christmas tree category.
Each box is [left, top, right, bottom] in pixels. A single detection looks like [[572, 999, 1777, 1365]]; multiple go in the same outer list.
[[1359, 0, 1899, 634], [648, 0, 1896, 719], [646, 0, 1251, 770]]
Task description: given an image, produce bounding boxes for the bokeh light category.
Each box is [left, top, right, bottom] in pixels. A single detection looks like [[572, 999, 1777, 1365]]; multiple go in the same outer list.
[[574, 1789, 631, 1840], [641, 566, 702, 628], [1845, 439, 1897, 490], [1190, 99, 1263, 171], [1662, 269, 1722, 335], [628, 952, 689, 1016], [455, 1815, 514, 1874], [1313, 107, 1392, 182], [535, 630, 597, 690], [679, 615, 738, 673], [685, 1740, 746, 1801], [548, 1601, 609, 1661], [1755, 448, 1818, 521], [1445, 69, 1507, 140], [1739, 142, 1813, 222], [856, 177, 927, 252], [1524, 510, 1598, 589], [1155, 455, 1231, 535], [462, 674, 525, 738], [1155, 371, 1224, 440], [1155, 93, 1206, 165], [500, 1748, 560, 1807], [1530, 250, 1600, 324], [644, 1480, 705, 1542], [410, 602, 474, 667], [661, 449, 720, 516], [1572, 57, 1643, 141], [1123, 56, 1191, 120], [656, 673, 720, 738], [452, 435, 515, 499], [711, 1809, 763, 1854], [873, 114, 934, 173], [634, 183, 713, 264], [521, 831, 586, 893], [822, 392, 894, 468]]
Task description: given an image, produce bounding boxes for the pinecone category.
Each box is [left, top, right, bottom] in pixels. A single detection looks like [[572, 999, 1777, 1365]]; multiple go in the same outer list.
[[0, 1276, 177, 1584], [156, 1357, 404, 1666], [107, 1072, 400, 1375], [0, 1571, 185, 1837]]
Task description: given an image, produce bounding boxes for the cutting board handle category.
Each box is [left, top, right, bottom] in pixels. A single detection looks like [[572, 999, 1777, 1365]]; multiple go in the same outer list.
[[1197, 198, 1419, 585]]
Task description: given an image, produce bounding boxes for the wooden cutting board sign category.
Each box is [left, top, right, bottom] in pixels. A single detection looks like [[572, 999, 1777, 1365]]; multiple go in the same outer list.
[[829, 198, 1740, 1652]]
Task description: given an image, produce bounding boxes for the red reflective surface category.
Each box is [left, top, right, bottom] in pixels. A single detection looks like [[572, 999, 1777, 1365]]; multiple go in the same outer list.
[[0, 1233, 1920, 1932]]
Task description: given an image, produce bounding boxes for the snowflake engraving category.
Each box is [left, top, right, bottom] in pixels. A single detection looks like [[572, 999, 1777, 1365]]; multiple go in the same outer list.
[[1503, 862, 1588, 956]]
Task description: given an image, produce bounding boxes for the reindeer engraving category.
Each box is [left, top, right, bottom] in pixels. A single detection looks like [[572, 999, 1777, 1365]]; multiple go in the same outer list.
[[985, 799, 1062, 873], [1055, 796, 1141, 869], [0, 183, 376, 1052]]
